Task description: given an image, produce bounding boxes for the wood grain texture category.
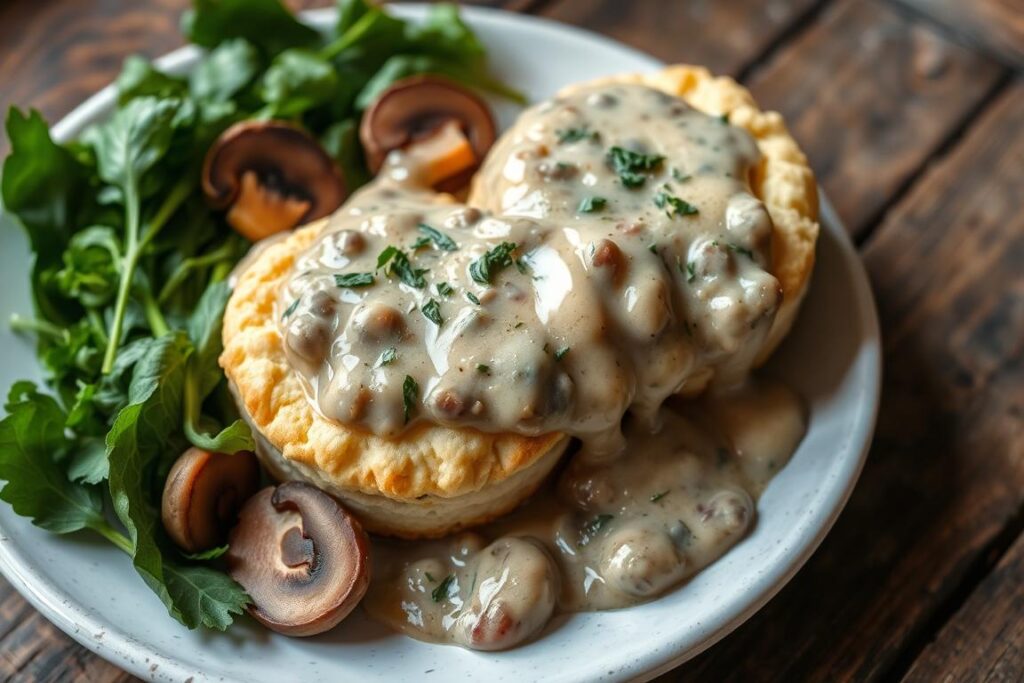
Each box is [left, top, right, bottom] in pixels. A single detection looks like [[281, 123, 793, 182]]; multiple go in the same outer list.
[[893, 0, 1024, 69], [744, 0, 1006, 238], [678, 79, 1024, 682], [903, 529, 1024, 682], [538, 0, 823, 76]]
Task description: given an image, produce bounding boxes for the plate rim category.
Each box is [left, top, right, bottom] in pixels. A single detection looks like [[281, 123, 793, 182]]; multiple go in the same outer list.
[[0, 5, 882, 681]]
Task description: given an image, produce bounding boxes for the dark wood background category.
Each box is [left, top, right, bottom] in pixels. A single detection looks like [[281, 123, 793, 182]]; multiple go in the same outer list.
[[1, 0, 1022, 680]]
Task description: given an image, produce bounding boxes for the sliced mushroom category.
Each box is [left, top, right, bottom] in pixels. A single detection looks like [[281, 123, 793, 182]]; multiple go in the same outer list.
[[226, 482, 370, 637], [202, 120, 347, 240], [161, 448, 260, 553], [359, 76, 497, 192]]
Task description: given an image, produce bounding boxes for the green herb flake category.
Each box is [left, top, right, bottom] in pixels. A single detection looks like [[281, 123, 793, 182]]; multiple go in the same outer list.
[[606, 146, 665, 188], [648, 243, 658, 255], [719, 112, 730, 124], [557, 126, 598, 144], [578, 196, 607, 213], [421, 298, 443, 326], [727, 243, 754, 259], [431, 574, 456, 603], [377, 246, 427, 288], [671, 168, 691, 182], [377, 346, 397, 367], [425, 571, 436, 583], [281, 299, 300, 320], [476, 363, 490, 374], [654, 189, 699, 218], [402, 375, 419, 424], [417, 223, 458, 251], [650, 491, 669, 503], [410, 236, 431, 250], [436, 282, 454, 298], [466, 292, 481, 305], [685, 260, 696, 284], [469, 241, 517, 285], [334, 272, 375, 288], [554, 346, 570, 361]]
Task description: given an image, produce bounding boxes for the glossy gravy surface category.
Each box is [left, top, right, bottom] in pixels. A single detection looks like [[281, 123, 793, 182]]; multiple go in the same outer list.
[[271, 83, 808, 649], [276, 84, 781, 459]]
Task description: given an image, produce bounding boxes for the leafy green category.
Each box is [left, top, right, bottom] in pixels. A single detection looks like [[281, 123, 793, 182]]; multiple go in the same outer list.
[[189, 39, 260, 103], [334, 272, 375, 288], [377, 246, 427, 289], [182, 0, 320, 57], [606, 146, 665, 188], [578, 196, 607, 213], [403, 375, 419, 424], [654, 189, 698, 217], [417, 223, 458, 251], [421, 298, 443, 327], [469, 241, 517, 285], [260, 49, 340, 117]]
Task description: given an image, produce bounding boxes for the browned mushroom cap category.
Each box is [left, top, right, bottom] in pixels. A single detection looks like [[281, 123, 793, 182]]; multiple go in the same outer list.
[[161, 448, 260, 553], [202, 120, 347, 241], [359, 75, 497, 192], [226, 482, 370, 637]]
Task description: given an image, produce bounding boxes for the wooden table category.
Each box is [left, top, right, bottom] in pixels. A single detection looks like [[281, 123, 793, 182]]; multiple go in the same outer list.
[[1, 0, 1022, 680]]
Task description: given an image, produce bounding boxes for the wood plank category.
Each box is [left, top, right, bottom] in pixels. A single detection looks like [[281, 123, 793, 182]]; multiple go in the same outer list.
[[903, 530, 1024, 682], [744, 0, 1005, 238], [0, 0, 513, 157], [677, 79, 1024, 681], [539, 0, 822, 76], [893, 0, 1024, 70]]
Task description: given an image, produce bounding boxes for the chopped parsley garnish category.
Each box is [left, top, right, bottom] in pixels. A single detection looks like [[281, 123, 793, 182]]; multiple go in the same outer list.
[[424, 572, 436, 583], [281, 299, 300, 320], [421, 298, 443, 326], [648, 244, 658, 255], [686, 260, 696, 283], [514, 322, 525, 329], [672, 168, 691, 182], [431, 574, 456, 603], [578, 196, 607, 213], [466, 292, 481, 305], [606, 146, 665, 188], [377, 346, 397, 367], [469, 241, 517, 285], [650, 491, 669, 502], [410, 236, 431, 250], [554, 346, 570, 361], [402, 375, 419, 424], [557, 126, 598, 144], [578, 514, 614, 547], [377, 246, 427, 288], [436, 282, 454, 297], [727, 243, 754, 259], [719, 112, 730, 124], [654, 189, 699, 218], [476, 363, 490, 374], [334, 272, 375, 288], [417, 223, 458, 251]]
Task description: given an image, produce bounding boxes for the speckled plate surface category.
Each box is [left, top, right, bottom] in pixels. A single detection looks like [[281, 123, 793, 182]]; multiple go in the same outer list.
[[0, 5, 880, 682]]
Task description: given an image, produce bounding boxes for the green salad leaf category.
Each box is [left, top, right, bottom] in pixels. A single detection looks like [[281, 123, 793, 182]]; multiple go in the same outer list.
[[0, 0, 520, 632]]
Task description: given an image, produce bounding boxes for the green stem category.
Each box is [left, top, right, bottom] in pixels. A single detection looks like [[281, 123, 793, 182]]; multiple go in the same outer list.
[[101, 177, 141, 374], [9, 314, 68, 342], [140, 281, 170, 337], [101, 177, 191, 374], [158, 239, 236, 304], [319, 9, 380, 60], [92, 520, 133, 555]]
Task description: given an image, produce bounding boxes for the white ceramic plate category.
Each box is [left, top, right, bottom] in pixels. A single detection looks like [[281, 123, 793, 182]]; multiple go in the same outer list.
[[0, 5, 880, 682]]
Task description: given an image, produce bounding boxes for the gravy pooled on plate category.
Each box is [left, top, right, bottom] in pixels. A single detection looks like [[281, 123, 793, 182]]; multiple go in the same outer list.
[[274, 83, 807, 649]]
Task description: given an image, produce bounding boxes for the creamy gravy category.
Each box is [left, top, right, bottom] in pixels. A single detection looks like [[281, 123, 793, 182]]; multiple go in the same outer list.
[[276, 84, 781, 459], [363, 379, 805, 648], [267, 82, 809, 649]]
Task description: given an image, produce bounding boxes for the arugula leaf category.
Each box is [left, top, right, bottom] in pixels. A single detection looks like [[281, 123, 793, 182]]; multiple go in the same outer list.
[[67, 437, 110, 485], [469, 241, 517, 285], [182, 0, 320, 57], [0, 383, 106, 534], [106, 332, 248, 629], [116, 57, 189, 104], [260, 49, 340, 117], [189, 39, 260, 103]]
